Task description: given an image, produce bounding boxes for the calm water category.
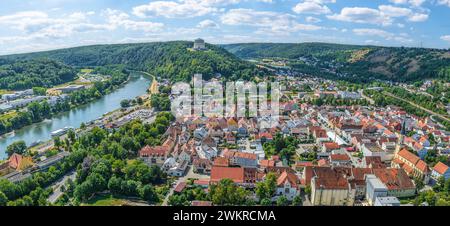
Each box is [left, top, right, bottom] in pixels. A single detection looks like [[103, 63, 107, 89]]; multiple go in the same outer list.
[[0, 74, 150, 159]]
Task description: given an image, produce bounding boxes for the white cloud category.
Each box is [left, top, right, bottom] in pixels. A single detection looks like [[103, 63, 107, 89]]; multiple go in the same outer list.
[[441, 35, 450, 42], [132, 0, 251, 18], [328, 7, 392, 25], [197, 19, 219, 28], [353, 28, 413, 43], [389, 0, 426, 7], [328, 5, 428, 26], [306, 16, 321, 23], [292, 1, 332, 15], [221, 8, 322, 35], [103, 9, 164, 32], [133, 1, 216, 18], [437, 0, 450, 7]]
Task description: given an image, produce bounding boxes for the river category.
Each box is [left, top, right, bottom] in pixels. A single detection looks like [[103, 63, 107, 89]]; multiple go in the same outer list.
[[0, 74, 151, 159]]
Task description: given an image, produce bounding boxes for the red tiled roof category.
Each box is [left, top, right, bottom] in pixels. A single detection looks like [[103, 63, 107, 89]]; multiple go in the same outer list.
[[194, 179, 210, 186], [174, 182, 187, 193], [416, 160, 429, 173], [139, 145, 169, 157], [210, 166, 245, 183], [330, 154, 350, 161], [8, 153, 23, 169], [214, 157, 229, 167], [276, 171, 299, 188], [373, 168, 415, 190], [323, 142, 340, 150], [260, 159, 275, 167], [191, 201, 213, 206], [433, 162, 449, 175], [398, 149, 420, 165], [318, 159, 329, 167], [295, 161, 313, 168]]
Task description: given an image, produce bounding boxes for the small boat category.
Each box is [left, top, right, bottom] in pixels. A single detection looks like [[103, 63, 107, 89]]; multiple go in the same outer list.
[[51, 127, 73, 137], [29, 140, 42, 147]]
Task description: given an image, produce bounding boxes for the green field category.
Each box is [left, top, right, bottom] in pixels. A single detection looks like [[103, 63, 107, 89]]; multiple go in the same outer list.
[[82, 194, 129, 206]]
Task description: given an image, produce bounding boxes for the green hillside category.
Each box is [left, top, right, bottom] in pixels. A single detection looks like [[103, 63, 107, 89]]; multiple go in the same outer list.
[[0, 41, 265, 82], [0, 59, 77, 90], [223, 43, 450, 83]]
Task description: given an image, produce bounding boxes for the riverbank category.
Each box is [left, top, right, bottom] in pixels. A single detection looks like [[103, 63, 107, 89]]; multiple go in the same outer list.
[[0, 74, 151, 159]]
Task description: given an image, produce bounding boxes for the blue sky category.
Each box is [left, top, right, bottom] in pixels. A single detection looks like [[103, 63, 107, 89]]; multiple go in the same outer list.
[[0, 0, 450, 55]]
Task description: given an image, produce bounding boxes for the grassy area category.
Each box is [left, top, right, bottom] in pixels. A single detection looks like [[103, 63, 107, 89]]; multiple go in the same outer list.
[[82, 194, 129, 206], [0, 111, 18, 121], [80, 69, 93, 74], [0, 89, 13, 95]]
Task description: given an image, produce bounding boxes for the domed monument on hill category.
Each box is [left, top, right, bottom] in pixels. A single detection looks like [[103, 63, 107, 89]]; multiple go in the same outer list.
[[193, 38, 206, 51]]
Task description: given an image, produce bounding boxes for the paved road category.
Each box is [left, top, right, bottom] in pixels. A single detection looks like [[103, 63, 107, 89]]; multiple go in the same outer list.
[[47, 170, 77, 204], [383, 91, 450, 123], [359, 89, 375, 105], [162, 165, 210, 206]]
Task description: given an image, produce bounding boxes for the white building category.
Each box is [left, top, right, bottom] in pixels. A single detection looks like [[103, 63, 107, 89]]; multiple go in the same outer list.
[[193, 38, 206, 50], [365, 174, 388, 206]]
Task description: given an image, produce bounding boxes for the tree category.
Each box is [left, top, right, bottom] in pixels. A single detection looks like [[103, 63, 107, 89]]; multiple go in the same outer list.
[[6, 140, 27, 157], [0, 191, 7, 206], [53, 137, 62, 149], [67, 129, 76, 143], [276, 195, 289, 206], [255, 172, 277, 201], [139, 184, 158, 203], [209, 179, 248, 206], [32, 87, 47, 96], [120, 99, 131, 108], [292, 195, 302, 206], [260, 198, 272, 206], [305, 185, 311, 195], [136, 97, 144, 105]]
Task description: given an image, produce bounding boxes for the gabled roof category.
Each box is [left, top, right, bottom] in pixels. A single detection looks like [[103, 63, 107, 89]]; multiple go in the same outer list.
[[276, 171, 299, 188], [330, 154, 350, 161], [210, 166, 245, 183], [139, 145, 169, 157], [260, 159, 275, 167], [398, 149, 420, 165], [433, 162, 449, 175]]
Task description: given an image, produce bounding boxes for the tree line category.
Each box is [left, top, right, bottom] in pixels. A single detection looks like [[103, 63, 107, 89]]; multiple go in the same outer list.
[[0, 67, 129, 136]]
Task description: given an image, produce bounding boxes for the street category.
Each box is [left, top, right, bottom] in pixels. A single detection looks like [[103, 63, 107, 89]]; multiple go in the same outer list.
[[161, 165, 210, 206], [47, 170, 77, 204]]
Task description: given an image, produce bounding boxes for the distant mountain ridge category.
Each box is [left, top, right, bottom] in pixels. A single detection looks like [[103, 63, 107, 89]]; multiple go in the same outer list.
[[0, 41, 264, 82], [222, 42, 450, 82]]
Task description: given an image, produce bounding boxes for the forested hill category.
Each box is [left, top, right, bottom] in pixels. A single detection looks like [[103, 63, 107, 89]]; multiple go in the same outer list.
[[0, 41, 264, 82], [0, 59, 77, 90], [222, 43, 450, 82]]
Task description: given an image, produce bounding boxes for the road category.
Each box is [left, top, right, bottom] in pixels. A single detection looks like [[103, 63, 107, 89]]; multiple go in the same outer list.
[[383, 91, 450, 123], [47, 170, 77, 204], [161, 166, 210, 206], [358, 89, 375, 105]]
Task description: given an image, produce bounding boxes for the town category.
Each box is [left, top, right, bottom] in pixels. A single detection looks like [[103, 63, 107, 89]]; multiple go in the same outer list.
[[0, 39, 449, 207]]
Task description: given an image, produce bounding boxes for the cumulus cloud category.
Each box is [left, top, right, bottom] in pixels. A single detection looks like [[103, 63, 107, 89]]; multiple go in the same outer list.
[[353, 28, 413, 43], [328, 5, 428, 26], [133, 1, 216, 18], [389, 0, 426, 7], [132, 0, 262, 18], [0, 10, 111, 39], [221, 8, 322, 35], [103, 9, 164, 32], [306, 16, 321, 23], [441, 35, 450, 42], [437, 0, 450, 7], [292, 1, 332, 15], [197, 19, 219, 28]]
